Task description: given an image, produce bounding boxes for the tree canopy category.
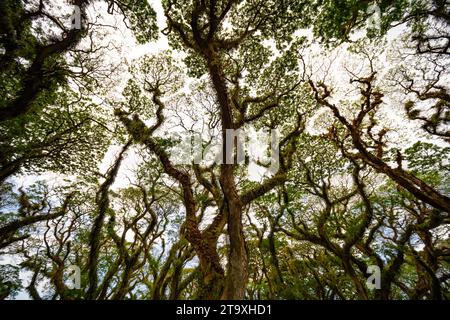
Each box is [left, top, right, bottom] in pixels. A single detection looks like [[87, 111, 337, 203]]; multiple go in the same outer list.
[[0, 0, 449, 300]]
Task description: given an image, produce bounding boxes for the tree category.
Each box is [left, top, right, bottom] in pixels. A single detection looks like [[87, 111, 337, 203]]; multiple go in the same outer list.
[[0, 0, 449, 301]]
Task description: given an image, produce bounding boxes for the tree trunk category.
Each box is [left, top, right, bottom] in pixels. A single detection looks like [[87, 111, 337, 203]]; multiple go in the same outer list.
[[206, 52, 248, 299]]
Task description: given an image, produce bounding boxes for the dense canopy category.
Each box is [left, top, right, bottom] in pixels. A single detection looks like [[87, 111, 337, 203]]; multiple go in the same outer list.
[[0, 0, 449, 300]]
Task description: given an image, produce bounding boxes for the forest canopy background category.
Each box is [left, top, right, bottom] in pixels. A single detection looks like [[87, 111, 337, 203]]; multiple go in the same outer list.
[[0, 0, 449, 300]]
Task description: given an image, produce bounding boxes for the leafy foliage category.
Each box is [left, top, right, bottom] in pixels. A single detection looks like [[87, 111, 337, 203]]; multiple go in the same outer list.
[[0, 0, 449, 301]]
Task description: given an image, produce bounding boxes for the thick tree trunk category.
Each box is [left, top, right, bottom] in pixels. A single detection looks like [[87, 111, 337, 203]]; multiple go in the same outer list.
[[220, 166, 248, 299], [206, 53, 248, 299]]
